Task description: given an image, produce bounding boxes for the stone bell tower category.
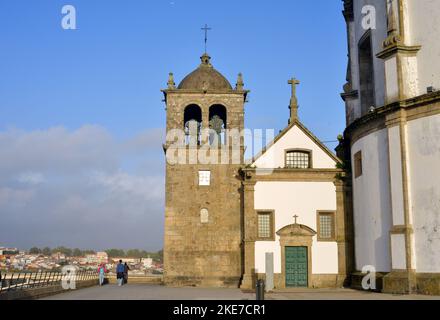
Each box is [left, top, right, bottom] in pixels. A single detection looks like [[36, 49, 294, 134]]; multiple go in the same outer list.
[[162, 53, 248, 287]]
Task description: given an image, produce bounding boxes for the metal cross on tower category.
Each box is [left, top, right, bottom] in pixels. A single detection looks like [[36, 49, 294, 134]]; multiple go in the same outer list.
[[201, 24, 211, 53], [293, 215, 299, 224]]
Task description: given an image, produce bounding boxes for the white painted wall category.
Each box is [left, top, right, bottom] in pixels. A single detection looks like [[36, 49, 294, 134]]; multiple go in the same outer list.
[[351, 0, 388, 114], [253, 125, 336, 169], [388, 125, 405, 226], [351, 128, 392, 272], [391, 234, 407, 270], [253, 181, 338, 275], [345, 0, 440, 120], [384, 57, 399, 103], [407, 114, 440, 273], [407, 0, 440, 95]]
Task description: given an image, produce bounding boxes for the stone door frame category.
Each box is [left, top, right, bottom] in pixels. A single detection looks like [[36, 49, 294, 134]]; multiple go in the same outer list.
[[277, 224, 317, 289]]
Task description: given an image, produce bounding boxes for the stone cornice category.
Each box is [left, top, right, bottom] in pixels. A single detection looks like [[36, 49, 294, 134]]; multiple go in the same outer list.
[[162, 88, 249, 95], [376, 44, 421, 60], [345, 91, 440, 143], [340, 89, 358, 101], [241, 167, 343, 182], [277, 224, 317, 237]]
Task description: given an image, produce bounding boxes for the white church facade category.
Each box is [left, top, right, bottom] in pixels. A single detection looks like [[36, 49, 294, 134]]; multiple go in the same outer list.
[[341, 0, 440, 295], [241, 116, 349, 289], [162, 53, 350, 290]]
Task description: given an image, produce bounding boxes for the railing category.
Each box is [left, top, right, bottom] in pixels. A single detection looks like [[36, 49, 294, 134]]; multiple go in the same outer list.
[[0, 270, 99, 293]]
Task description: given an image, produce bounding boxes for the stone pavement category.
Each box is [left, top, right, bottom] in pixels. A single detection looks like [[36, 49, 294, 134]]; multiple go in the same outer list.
[[266, 288, 440, 300], [41, 285, 440, 300]]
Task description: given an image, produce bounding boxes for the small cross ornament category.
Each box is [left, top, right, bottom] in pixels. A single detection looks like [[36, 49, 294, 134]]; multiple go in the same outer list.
[[293, 215, 299, 225]]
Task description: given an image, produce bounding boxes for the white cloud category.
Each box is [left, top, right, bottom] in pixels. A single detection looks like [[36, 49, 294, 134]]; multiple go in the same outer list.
[[0, 125, 117, 176], [91, 171, 163, 200], [0, 187, 35, 207], [17, 172, 45, 185], [0, 126, 165, 251]]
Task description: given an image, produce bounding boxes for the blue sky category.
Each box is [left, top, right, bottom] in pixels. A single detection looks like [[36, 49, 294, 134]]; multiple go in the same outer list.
[[0, 0, 348, 251]]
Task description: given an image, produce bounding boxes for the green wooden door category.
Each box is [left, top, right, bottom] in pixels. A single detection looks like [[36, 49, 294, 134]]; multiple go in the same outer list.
[[285, 246, 308, 287]]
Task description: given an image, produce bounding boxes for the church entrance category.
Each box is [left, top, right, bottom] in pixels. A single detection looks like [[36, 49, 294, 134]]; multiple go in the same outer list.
[[285, 246, 308, 287]]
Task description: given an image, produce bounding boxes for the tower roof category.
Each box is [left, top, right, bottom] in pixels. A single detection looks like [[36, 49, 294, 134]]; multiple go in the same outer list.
[[177, 54, 233, 91]]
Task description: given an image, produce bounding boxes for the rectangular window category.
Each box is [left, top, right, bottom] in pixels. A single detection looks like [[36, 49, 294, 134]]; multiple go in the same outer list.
[[257, 211, 274, 240], [198, 171, 211, 186], [354, 151, 362, 178], [286, 150, 311, 169], [358, 32, 376, 116], [317, 211, 336, 241]]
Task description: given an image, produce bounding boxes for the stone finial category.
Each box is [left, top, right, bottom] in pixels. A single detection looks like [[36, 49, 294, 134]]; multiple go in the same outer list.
[[167, 72, 176, 89], [288, 77, 300, 123], [200, 53, 212, 67], [387, 0, 397, 34], [235, 73, 244, 91], [383, 0, 401, 48]]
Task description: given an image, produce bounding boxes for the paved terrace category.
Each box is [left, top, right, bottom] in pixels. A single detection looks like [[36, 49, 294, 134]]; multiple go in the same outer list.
[[41, 285, 440, 300]]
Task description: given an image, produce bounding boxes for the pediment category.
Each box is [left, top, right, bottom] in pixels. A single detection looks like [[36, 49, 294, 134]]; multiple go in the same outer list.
[[276, 224, 317, 237]]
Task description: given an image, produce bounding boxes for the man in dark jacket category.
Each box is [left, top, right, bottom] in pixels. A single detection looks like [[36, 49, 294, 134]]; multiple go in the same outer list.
[[116, 260, 124, 286], [123, 262, 130, 284]]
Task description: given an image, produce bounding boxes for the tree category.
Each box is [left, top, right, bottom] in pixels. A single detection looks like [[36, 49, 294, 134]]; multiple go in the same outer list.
[[156, 249, 163, 262], [126, 249, 141, 258], [72, 248, 82, 257], [52, 246, 73, 257], [29, 247, 41, 254], [105, 249, 125, 258], [42, 247, 51, 256]]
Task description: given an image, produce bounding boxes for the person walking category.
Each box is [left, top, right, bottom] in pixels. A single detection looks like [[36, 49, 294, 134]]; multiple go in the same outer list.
[[116, 260, 124, 286], [98, 263, 107, 286], [123, 262, 130, 284]]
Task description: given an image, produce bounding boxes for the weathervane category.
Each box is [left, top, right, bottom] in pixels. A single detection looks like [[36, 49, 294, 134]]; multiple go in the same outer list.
[[201, 24, 211, 53]]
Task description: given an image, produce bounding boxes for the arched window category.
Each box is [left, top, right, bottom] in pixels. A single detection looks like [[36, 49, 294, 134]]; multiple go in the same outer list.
[[358, 31, 375, 116], [209, 104, 227, 145], [184, 104, 202, 145], [285, 150, 312, 169]]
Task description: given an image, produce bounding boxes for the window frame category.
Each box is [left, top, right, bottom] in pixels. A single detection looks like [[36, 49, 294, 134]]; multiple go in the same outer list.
[[354, 151, 363, 178], [198, 170, 211, 186], [200, 208, 209, 224], [256, 210, 275, 241], [358, 29, 376, 116], [284, 149, 313, 169], [316, 211, 336, 242]]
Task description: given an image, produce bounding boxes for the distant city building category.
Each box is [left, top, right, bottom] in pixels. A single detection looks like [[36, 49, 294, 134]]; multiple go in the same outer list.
[[141, 258, 153, 269], [0, 247, 19, 255], [96, 252, 108, 263]]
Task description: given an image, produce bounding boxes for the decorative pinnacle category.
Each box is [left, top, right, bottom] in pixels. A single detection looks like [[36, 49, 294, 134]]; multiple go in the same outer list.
[[167, 72, 175, 89], [236, 73, 244, 91], [200, 53, 212, 67]]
